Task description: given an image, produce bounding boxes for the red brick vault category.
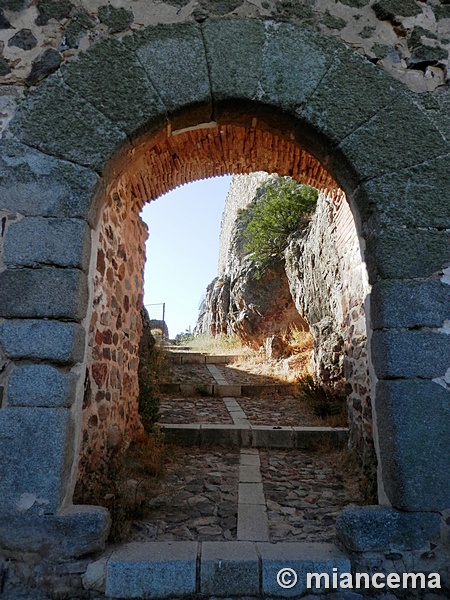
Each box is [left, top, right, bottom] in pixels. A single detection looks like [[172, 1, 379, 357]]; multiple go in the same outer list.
[[0, 18, 448, 568]]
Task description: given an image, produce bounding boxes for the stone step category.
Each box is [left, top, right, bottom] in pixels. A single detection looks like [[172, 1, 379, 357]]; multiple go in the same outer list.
[[105, 541, 350, 598], [166, 352, 239, 364], [160, 382, 300, 396], [162, 423, 348, 449]]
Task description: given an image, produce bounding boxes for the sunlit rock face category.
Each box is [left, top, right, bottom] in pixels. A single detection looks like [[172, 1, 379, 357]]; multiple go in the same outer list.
[[196, 173, 306, 348]]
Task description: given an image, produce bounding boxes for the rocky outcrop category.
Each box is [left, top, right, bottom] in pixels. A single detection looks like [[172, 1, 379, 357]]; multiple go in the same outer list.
[[196, 174, 307, 348]]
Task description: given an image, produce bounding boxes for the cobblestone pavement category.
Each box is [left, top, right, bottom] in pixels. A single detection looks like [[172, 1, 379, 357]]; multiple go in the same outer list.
[[260, 449, 361, 543], [159, 395, 321, 426], [159, 396, 233, 424], [131, 447, 362, 545], [165, 362, 299, 386], [164, 364, 216, 384], [238, 395, 319, 427], [131, 448, 239, 543], [220, 363, 290, 385]]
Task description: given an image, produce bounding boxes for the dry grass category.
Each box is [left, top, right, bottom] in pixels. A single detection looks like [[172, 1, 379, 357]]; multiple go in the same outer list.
[[316, 442, 377, 504], [178, 333, 253, 356], [231, 328, 314, 384], [96, 429, 172, 542]]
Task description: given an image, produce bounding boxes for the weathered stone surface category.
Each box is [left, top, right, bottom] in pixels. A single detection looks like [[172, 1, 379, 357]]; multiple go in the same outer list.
[[371, 279, 450, 329], [26, 48, 61, 87], [258, 542, 350, 596], [0, 319, 85, 364], [0, 268, 88, 320], [0, 57, 11, 76], [336, 505, 441, 551], [202, 18, 265, 110], [98, 4, 133, 33], [237, 503, 269, 541], [106, 541, 198, 598], [7, 364, 77, 408], [4, 217, 91, 271], [0, 505, 110, 558], [257, 22, 338, 114], [419, 89, 450, 143], [0, 9, 12, 29], [285, 196, 345, 384], [130, 22, 211, 129], [36, 0, 72, 25], [355, 153, 450, 229], [0, 407, 74, 516], [302, 49, 403, 147], [62, 37, 167, 138], [197, 174, 306, 347], [373, 0, 422, 22], [338, 93, 448, 183], [82, 558, 107, 592], [10, 78, 127, 172], [365, 228, 450, 280], [376, 380, 450, 511], [7, 28, 37, 50], [200, 541, 259, 595], [0, 139, 100, 225], [372, 331, 450, 379]]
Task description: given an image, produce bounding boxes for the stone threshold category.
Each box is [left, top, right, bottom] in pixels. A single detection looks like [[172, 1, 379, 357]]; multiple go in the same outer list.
[[162, 423, 348, 448], [104, 540, 350, 598], [167, 352, 239, 364], [160, 382, 300, 396]]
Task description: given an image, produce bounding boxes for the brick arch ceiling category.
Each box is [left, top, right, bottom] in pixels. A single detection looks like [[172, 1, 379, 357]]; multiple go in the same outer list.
[[115, 124, 342, 212]]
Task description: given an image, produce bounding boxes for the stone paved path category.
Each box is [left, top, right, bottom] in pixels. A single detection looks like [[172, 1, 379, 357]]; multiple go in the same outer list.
[[132, 349, 362, 545]]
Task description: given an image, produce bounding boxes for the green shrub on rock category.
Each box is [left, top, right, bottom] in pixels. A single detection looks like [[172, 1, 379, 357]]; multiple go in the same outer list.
[[240, 177, 318, 274]]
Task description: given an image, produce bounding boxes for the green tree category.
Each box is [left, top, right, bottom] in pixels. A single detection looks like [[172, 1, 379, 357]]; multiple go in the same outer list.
[[241, 177, 318, 270]]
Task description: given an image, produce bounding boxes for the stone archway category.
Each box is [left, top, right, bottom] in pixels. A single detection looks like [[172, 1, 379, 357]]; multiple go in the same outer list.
[[0, 17, 449, 558]]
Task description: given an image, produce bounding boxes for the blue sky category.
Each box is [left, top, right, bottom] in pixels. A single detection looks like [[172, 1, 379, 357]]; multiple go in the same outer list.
[[140, 175, 232, 338]]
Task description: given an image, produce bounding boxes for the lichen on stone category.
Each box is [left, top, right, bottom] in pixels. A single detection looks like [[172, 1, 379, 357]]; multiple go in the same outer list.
[[339, 0, 370, 8], [197, 0, 244, 15], [275, 0, 314, 20], [360, 25, 376, 38], [372, 43, 390, 59], [320, 12, 347, 30], [98, 5, 133, 34], [36, 0, 73, 26], [434, 4, 450, 20], [408, 43, 448, 66], [64, 9, 95, 48], [372, 0, 422, 22]]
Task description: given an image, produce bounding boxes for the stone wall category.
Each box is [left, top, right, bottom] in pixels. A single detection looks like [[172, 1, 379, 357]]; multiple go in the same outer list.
[[76, 181, 148, 497], [218, 172, 270, 274], [1, 0, 450, 138], [285, 192, 375, 488]]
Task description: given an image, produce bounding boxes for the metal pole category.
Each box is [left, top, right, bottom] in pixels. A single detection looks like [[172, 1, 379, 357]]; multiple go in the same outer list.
[[162, 303, 166, 338]]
